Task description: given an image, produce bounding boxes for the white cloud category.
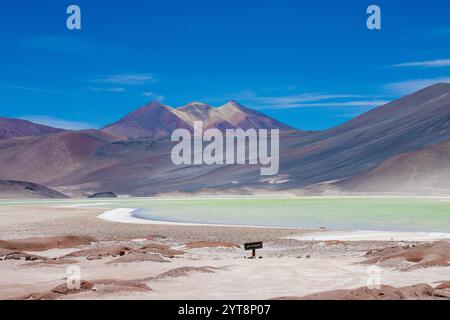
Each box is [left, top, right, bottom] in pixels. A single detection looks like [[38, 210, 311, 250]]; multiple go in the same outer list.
[[92, 73, 155, 85], [257, 100, 389, 110], [89, 87, 126, 93], [253, 94, 364, 106], [19, 115, 97, 130], [384, 78, 450, 95], [2, 84, 79, 96], [141, 91, 165, 100], [393, 58, 450, 68], [233, 90, 386, 110]]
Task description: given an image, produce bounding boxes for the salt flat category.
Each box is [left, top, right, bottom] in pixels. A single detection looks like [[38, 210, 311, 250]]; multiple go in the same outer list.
[[0, 197, 449, 300]]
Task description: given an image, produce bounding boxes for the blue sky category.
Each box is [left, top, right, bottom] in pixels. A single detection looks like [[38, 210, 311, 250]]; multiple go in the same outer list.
[[0, 0, 450, 130]]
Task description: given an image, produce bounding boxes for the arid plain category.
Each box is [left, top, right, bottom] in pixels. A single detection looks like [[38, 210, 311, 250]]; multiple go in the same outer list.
[[1, 198, 449, 300]]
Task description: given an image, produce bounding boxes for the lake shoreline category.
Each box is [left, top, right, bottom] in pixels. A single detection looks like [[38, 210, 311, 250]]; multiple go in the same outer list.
[[0, 201, 449, 300], [99, 208, 450, 242]]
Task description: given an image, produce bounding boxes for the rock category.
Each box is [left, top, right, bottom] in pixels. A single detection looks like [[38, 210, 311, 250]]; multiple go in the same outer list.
[[108, 253, 170, 264], [324, 240, 347, 246], [65, 246, 131, 260], [0, 180, 69, 199], [138, 243, 184, 257], [51, 280, 94, 295], [145, 235, 167, 241], [0, 248, 46, 261], [23, 259, 78, 267], [185, 241, 240, 249], [152, 266, 219, 280], [436, 281, 450, 290], [9, 279, 151, 300], [12, 280, 95, 300], [92, 279, 151, 293], [362, 241, 450, 271], [0, 235, 95, 252], [87, 192, 117, 199], [272, 284, 444, 300]]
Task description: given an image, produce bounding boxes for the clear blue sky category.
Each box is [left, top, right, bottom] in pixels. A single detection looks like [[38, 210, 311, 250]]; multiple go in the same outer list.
[[1, 0, 449, 130]]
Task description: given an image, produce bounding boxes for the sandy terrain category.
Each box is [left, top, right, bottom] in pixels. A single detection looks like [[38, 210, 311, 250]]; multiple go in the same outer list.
[[0, 204, 449, 300]]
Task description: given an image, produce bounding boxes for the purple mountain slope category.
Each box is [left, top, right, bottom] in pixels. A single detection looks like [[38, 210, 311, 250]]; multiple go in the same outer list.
[[102, 101, 193, 139], [1, 84, 450, 196], [0, 117, 63, 140]]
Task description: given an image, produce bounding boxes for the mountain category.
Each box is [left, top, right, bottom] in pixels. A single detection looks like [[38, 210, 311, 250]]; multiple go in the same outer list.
[[103, 100, 296, 139], [157, 82, 450, 195], [276, 82, 450, 190], [0, 180, 69, 199], [0, 117, 63, 140], [1, 83, 450, 196], [172, 102, 235, 131], [338, 140, 450, 195], [216, 101, 294, 130], [174, 100, 294, 131], [0, 130, 120, 186], [102, 101, 193, 139]]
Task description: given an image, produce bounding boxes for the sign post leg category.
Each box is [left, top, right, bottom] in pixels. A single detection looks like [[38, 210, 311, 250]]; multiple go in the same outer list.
[[244, 242, 263, 259]]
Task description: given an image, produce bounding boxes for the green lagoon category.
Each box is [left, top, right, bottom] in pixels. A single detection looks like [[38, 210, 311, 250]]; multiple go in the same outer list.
[[3, 197, 450, 233]]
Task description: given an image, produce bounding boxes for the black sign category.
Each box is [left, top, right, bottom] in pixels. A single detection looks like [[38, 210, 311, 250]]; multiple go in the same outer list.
[[244, 241, 263, 251]]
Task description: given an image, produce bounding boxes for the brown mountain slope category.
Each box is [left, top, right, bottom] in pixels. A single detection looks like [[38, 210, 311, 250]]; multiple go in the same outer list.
[[102, 101, 193, 139], [37, 129, 335, 196], [172, 102, 235, 131], [103, 100, 296, 140], [216, 101, 294, 130], [0, 181, 69, 199], [275, 82, 450, 190], [0, 117, 63, 140], [1, 84, 450, 196], [0, 130, 119, 186], [338, 140, 450, 195]]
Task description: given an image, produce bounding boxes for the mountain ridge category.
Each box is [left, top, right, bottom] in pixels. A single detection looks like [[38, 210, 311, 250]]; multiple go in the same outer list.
[[0, 117, 64, 140], [102, 101, 193, 139], [0, 180, 69, 199], [1, 83, 450, 196], [102, 100, 297, 139]]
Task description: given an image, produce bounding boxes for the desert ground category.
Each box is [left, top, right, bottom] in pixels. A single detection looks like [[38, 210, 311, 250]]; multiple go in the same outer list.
[[0, 201, 450, 300]]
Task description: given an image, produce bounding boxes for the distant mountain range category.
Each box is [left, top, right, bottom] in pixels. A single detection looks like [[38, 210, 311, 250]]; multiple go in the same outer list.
[[102, 100, 294, 139], [0, 180, 68, 199], [0, 117, 62, 140], [1, 83, 450, 197]]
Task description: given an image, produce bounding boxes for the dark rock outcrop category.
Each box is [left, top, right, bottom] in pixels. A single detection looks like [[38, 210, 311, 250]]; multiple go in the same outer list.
[[88, 192, 118, 199], [0, 181, 69, 199]]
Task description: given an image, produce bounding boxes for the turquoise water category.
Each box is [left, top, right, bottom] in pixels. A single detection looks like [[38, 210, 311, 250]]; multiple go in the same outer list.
[[127, 197, 450, 233], [2, 197, 450, 232]]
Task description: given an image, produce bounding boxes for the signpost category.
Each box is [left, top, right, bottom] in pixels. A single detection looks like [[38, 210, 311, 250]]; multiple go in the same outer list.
[[244, 241, 263, 259]]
